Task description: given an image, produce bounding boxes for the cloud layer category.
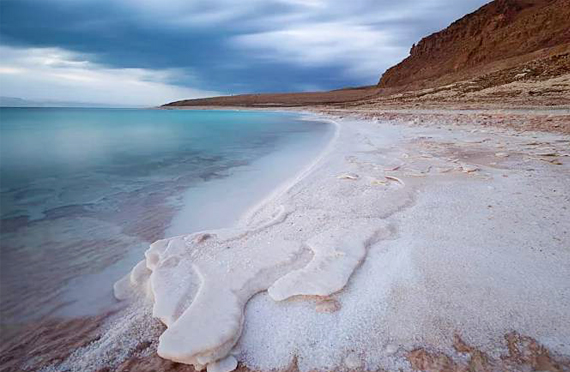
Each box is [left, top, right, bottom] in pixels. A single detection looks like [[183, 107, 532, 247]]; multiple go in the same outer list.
[[0, 0, 490, 105], [0, 46, 218, 106]]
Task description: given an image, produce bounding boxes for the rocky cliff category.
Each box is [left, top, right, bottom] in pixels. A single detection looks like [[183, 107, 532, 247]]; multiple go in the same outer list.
[[378, 0, 570, 90]]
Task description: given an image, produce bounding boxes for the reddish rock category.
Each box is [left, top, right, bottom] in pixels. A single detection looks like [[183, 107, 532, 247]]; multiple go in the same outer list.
[[378, 0, 570, 90]]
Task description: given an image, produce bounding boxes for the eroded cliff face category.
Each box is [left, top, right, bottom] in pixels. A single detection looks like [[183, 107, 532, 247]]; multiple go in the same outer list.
[[378, 0, 570, 90]]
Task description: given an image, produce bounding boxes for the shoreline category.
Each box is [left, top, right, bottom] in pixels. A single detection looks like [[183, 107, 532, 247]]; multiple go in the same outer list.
[[2, 109, 569, 372], [239, 113, 340, 228], [165, 111, 336, 236]]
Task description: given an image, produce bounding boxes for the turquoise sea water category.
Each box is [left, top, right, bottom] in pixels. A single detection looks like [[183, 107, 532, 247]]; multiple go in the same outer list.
[[0, 108, 332, 327]]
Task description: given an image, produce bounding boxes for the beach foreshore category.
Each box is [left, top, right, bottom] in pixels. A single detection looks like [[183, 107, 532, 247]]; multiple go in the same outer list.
[[2, 110, 569, 372]]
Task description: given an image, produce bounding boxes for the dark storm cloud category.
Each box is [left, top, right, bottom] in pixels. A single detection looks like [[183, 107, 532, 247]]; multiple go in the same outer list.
[[0, 0, 490, 103]]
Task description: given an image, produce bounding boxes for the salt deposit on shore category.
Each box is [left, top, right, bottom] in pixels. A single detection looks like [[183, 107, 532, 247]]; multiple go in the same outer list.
[[24, 112, 570, 372]]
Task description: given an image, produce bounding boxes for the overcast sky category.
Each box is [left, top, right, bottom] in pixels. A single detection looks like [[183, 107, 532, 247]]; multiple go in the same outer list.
[[0, 0, 489, 106]]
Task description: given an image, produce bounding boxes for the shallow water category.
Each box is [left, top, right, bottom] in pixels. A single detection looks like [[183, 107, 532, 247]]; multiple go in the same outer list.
[[0, 108, 332, 326]]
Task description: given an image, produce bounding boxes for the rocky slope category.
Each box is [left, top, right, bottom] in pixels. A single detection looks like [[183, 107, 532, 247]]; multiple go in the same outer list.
[[163, 86, 379, 108], [349, 47, 570, 110], [378, 0, 570, 90], [163, 0, 570, 112]]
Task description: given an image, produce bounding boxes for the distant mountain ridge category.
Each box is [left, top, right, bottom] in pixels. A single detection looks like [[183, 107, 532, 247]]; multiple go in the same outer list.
[[378, 0, 570, 90], [0, 96, 141, 108]]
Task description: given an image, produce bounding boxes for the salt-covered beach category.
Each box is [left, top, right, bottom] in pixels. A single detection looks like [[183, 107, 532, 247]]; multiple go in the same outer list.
[[2, 0, 569, 370], [7, 111, 569, 372]]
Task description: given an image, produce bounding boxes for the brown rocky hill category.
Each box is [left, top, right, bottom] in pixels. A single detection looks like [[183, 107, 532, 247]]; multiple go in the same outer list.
[[378, 0, 570, 91], [163, 86, 380, 108], [163, 0, 570, 110]]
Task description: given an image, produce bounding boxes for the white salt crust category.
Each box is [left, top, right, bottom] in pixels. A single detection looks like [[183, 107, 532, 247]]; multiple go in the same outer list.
[[108, 114, 570, 372]]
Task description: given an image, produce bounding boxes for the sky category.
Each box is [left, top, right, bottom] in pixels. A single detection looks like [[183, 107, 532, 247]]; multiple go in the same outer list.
[[0, 0, 490, 106]]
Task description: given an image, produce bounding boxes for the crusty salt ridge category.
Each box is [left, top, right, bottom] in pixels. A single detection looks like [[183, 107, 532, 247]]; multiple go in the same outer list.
[[114, 212, 309, 369], [114, 113, 570, 372], [268, 222, 390, 301]]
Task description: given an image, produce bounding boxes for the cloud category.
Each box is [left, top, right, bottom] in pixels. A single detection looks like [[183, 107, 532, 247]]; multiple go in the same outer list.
[[0, 0, 491, 102], [232, 21, 407, 81], [227, 0, 491, 82], [0, 45, 219, 106]]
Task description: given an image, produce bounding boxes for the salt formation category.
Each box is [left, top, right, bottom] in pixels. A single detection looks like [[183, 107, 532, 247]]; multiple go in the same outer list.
[[114, 195, 388, 371], [115, 222, 301, 369], [268, 223, 382, 301], [206, 355, 238, 372], [115, 209, 392, 370]]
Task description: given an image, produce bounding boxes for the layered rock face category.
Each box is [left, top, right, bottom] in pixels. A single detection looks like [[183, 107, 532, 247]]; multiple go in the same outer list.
[[378, 0, 570, 90]]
